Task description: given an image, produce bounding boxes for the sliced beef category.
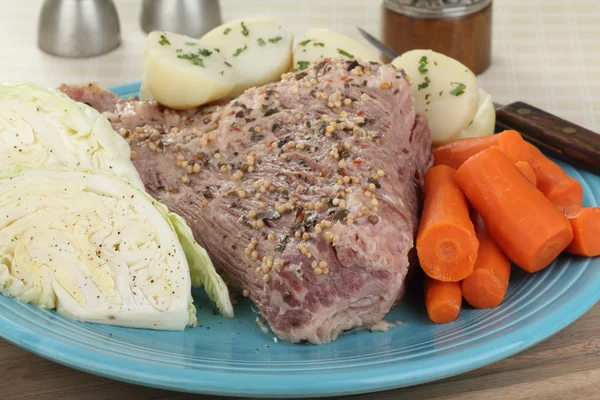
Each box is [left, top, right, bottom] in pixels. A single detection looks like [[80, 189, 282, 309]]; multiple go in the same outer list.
[[61, 58, 432, 344]]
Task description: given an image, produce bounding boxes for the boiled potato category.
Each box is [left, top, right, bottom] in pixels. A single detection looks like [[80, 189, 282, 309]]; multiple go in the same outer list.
[[459, 88, 496, 139], [202, 17, 293, 96], [293, 28, 380, 71], [139, 76, 152, 101], [392, 49, 479, 145], [142, 31, 235, 109]]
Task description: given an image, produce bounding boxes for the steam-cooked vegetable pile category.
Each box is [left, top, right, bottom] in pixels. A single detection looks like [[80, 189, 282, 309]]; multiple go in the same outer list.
[[0, 169, 198, 329], [0, 84, 232, 329], [141, 18, 495, 144], [418, 130, 600, 324], [0, 84, 143, 187], [391, 50, 496, 145]]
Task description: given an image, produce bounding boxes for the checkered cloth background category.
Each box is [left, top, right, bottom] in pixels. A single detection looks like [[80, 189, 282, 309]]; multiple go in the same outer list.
[[1, 0, 598, 132]]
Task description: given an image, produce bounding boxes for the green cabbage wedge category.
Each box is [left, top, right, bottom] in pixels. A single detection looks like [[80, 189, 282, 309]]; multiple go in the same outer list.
[[0, 84, 233, 323]]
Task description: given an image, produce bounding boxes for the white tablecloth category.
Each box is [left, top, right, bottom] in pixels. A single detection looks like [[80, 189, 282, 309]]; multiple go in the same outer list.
[[1, 0, 598, 131]]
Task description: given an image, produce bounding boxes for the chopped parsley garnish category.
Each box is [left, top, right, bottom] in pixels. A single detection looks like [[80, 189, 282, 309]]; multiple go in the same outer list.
[[241, 21, 249, 36], [223, 27, 231, 35], [296, 61, 310, 71], [232, 44, 248, 57], [257, 38, 266, 46], [268, 36, 283, 44], [219, 71, 224, 75], [176, 48, 183, 53], [450, 82, 467, 96], [439, 91, 444, 96], [313, 42, 325, 47], [299, 39, 312, 46], [337, 48, 354, 58], [434, 61, 438, 66], [425, 93, 431, 100], [257, 210, 281, 221], [177, 53, 205, 67], [198, 48, 212, 57], [418, 56, 428, 74], [184, 41, 197, 46], [158, 34, 170, 46], [417, 76, 431, 91], [275, 234, 289, 252], [214, 48, 220, 53]]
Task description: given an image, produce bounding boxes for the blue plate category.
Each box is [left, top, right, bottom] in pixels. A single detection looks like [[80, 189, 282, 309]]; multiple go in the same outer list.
[[1, 82, 599, 398]]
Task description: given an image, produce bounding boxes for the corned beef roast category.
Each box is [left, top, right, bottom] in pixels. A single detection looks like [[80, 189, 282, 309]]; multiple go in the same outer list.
[[61, 58, 433, 344]]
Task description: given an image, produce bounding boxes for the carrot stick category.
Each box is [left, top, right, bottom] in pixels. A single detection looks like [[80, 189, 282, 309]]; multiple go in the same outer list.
[[455, 147, 573, 273], [425, 277, 462, 324], [416, 165, 479, 282], [432, 130, 530, 169], [461, 215, 511, 309], [526, 143, 583, 208], [515, 161, 537, 186], [560, 207, 600, 257]]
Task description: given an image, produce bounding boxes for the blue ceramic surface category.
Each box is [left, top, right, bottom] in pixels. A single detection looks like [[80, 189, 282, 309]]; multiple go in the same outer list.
[[0, 82, 598, 398]]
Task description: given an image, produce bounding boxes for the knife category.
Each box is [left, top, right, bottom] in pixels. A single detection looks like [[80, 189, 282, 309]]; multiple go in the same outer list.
[[358, 27, 600, 175]]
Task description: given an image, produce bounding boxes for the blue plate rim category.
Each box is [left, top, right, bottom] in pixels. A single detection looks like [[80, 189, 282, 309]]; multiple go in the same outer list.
[[0, 81, 598, 398], [2, 263, 598, 398]]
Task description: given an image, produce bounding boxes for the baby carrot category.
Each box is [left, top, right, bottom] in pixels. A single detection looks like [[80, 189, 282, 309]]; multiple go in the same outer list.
[[461, 215, 511, 309], [432, 130, 530, 169], [425, 277, 462, 324], [526, 143, 583, 208], [416, 165, 479, 282], [455, 147, 573, 273], [515, 161, 537, 186], [561, 207, 600, 257]]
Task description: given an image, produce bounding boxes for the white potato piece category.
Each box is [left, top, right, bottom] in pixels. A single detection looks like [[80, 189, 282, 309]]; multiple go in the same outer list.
[[142, 31, 236, 109], [202, 17, 293, 96], [392, 49, 479, 145], [293, 28, 380, 71], [139, 76, 153, 101], [459, 88, 496, 139]]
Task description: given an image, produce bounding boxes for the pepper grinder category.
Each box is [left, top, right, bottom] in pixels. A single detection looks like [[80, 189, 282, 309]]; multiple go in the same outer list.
[[37, 0, 121, 58], [140, 0, 222, 38]]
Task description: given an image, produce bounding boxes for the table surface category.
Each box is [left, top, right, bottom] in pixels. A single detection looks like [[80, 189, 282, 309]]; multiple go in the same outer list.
[[1, 0, 600, 399]]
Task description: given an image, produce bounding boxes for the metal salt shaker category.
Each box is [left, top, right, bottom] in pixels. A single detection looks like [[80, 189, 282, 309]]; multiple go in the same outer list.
[[37, 0, 121, 58]]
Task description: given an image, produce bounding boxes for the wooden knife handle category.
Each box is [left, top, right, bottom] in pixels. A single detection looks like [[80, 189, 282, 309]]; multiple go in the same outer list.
[[496, 101, 600, 175]]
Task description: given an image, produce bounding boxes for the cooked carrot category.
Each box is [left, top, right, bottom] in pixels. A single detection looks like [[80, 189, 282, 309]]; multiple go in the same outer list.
[[560, 207, 600, 257], [515, 161, 537, 186], [416, 165, 479, 282], [526, 143, 583, 208], [461, 215, 511, 309], [425, 277, 462, 324], [433, 130, 530, 169], [455, 147, 573, 273]]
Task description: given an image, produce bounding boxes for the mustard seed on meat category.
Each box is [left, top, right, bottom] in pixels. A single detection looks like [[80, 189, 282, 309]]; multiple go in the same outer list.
[[60, 58, 432, 344]]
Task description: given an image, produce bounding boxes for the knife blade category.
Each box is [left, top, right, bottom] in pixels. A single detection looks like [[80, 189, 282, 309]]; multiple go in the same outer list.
[[358, 27, 400, 60], [358, 27, 600, 174]]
